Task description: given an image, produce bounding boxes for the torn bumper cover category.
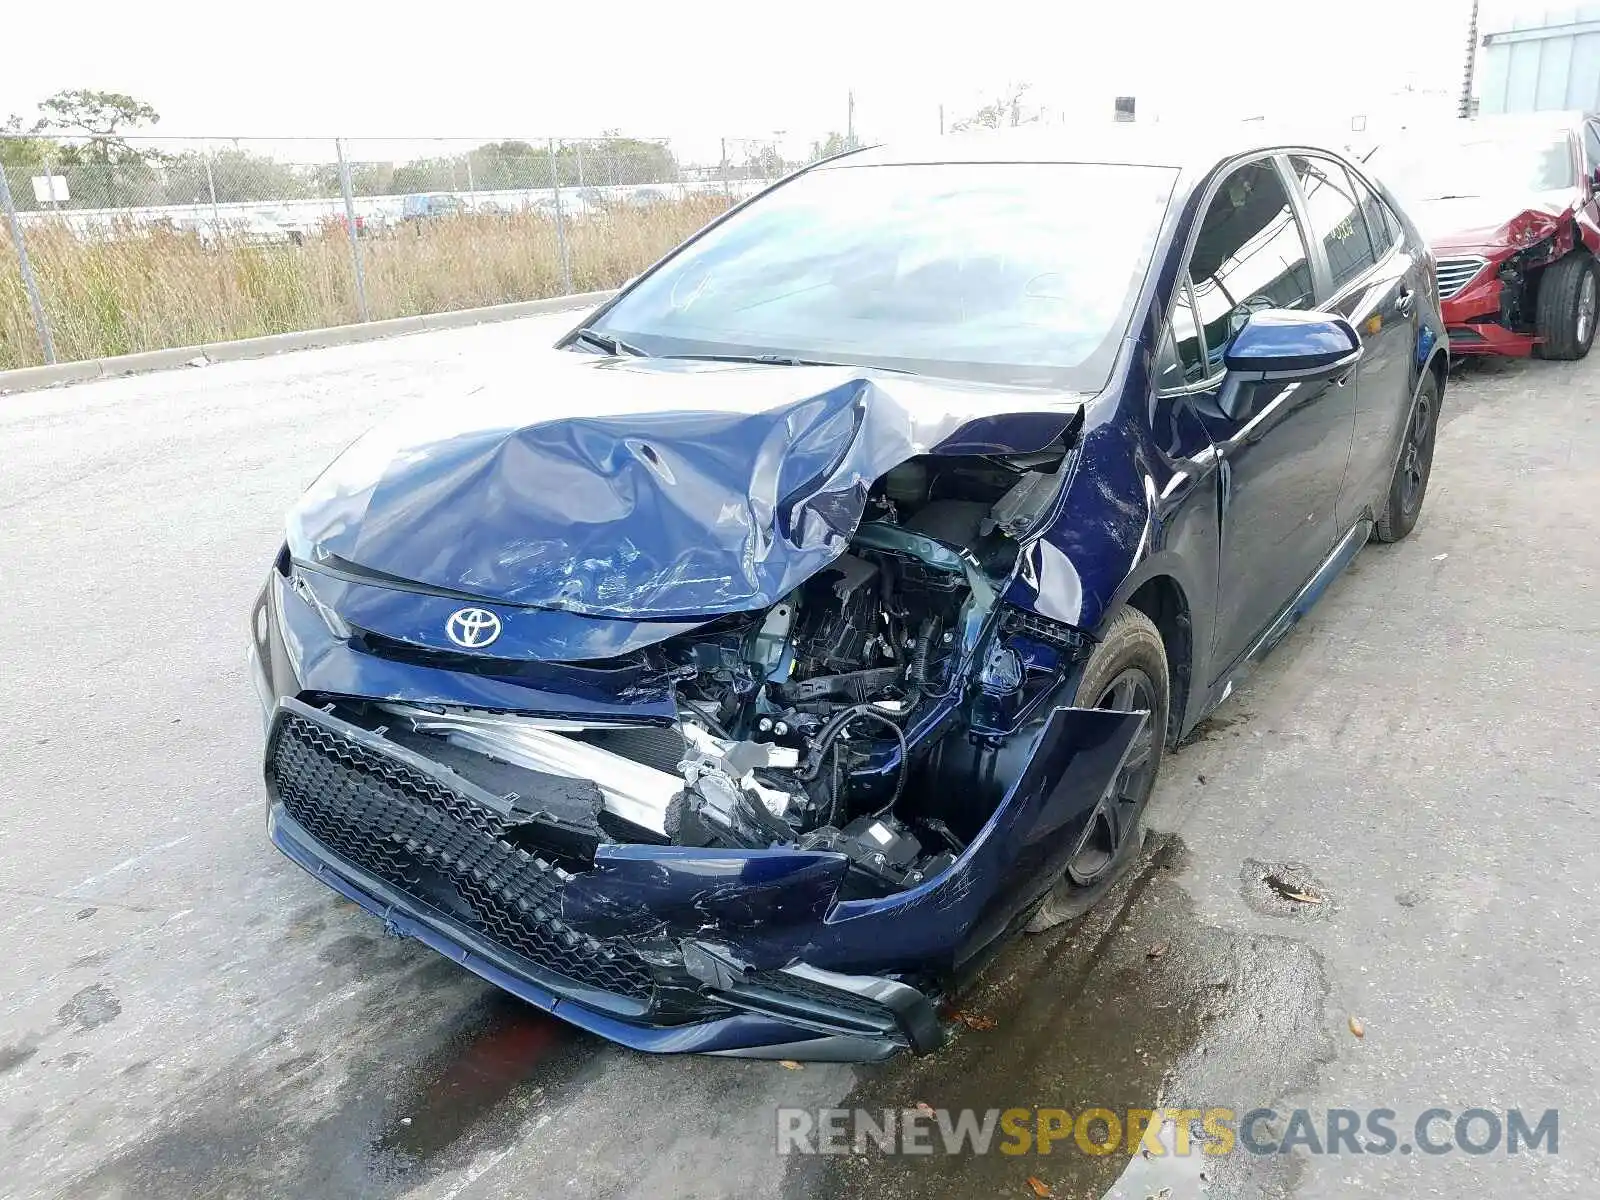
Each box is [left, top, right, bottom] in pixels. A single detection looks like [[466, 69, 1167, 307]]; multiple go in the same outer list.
[[263, 696, 1144, 1060]]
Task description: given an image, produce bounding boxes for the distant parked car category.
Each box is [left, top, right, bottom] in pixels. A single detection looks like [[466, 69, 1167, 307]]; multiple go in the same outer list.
[[324, 212, 375, 238], [196, 212, 291, 249], [259, 207, 319, 245], [1370, 112, 1600, 359], [401, 194, 468, 224], [527, 193, 592, 220]]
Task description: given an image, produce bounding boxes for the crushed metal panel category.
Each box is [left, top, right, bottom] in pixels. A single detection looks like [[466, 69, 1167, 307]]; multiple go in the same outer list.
[[286, 354, 1077, 618]]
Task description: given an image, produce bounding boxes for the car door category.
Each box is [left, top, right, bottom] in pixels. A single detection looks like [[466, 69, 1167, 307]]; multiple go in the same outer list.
[[1178, 157, 1356, 680], [1288, 154, 1418, 527]]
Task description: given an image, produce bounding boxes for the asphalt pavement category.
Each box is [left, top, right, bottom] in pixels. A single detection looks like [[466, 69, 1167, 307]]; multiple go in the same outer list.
[[1, 314, 1596, 1200]]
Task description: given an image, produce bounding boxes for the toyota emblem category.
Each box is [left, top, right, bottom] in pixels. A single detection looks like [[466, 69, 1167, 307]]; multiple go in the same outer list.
[[445, 607, 502, 649]]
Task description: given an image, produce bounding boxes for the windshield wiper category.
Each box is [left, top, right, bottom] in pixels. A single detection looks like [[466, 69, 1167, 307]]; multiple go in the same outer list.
[[569, 328, 646, 356], [661, 352, 916, 373]]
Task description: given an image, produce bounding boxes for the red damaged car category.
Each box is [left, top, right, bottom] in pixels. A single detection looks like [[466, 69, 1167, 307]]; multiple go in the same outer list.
[[1372, 113, 1600, 359]]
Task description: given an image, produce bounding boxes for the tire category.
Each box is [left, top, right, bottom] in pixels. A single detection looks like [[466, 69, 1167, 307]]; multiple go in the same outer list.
[[1535, 251, 1599, 360], [1374, 371, 1440, 543], [1025, 606, 1169, 932]]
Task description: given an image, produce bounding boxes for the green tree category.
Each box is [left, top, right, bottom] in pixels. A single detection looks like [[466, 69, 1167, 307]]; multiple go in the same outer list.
[[741, 145, 785, 180], [809, 131, 851, 161], [311, 159, 396, 199], [6, 90, 165, 209], [388, 156, 466, 195], [468, 141, 548, 190], [953, 83, 1040, 131], [1, 114, 58, 208], [162, 148, 315, 205], [34, 89, 160, 163], [567, 137, 675, 186]]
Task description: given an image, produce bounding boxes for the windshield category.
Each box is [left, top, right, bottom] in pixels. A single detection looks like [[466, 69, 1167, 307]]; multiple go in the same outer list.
[[586, 161, 1179, 389], [1370, 129, 1575, 200]]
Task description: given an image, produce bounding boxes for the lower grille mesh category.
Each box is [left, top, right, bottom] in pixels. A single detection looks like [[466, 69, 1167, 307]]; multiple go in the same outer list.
[[268, 712, 655, 1000]]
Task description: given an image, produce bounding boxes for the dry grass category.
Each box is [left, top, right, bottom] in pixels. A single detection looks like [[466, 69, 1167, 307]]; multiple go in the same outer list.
[[0, 195, 732, 370]]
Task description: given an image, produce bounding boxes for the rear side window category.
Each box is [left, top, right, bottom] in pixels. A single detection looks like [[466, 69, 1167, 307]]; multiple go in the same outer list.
[[1587, 122, 1600, 173], [1189, 159, 1314, 369], [1348, 170, 1397, 259], [1293, 155, 1377, 291]]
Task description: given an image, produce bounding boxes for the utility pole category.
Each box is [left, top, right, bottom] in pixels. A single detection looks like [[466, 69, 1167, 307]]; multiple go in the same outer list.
[[939, 104, 945, 136], [847, 89, 856, 150], [1459, 0, 1480, 117]]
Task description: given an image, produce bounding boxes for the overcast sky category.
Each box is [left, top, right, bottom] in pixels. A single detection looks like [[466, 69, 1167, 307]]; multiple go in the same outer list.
[[0, 0, 1557, 162]]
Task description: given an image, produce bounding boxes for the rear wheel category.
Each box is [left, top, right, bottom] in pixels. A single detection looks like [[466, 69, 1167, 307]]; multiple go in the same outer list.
[[1374, 372, 1439, 543], [1535, 251, 1599, 360], [1026, 607, 1169, 932]]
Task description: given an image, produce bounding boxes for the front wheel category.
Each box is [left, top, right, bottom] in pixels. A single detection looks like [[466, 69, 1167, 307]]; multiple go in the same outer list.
[[1535, 251, 1599, 360], [1026, 606, 1169, 932]]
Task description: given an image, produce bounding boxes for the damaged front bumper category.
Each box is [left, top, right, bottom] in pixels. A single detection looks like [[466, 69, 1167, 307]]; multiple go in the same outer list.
[[265, 698, 940, 1059], [261, 690, 1144, 1060]]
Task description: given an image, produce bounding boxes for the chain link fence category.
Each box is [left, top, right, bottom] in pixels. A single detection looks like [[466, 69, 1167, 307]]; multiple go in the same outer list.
[[0, 133, 819, 370]]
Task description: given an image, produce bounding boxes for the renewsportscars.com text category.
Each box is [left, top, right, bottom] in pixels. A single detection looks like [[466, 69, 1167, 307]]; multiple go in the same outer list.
[[776, 1106, 1559, 1158]]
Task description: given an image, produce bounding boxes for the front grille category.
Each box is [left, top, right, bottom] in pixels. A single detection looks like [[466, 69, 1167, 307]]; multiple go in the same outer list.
[[1435, 256, 1488, 300], [268, 711, 656, 1001]]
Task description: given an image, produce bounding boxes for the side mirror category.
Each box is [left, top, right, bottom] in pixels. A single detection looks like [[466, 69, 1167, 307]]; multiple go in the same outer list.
[[1217, 309, 1362, 420], [1224, 309, 1362, 380]]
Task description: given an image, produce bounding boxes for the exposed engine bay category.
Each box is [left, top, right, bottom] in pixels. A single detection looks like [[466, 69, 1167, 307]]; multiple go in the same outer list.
[[359, 445, 1081, 901]]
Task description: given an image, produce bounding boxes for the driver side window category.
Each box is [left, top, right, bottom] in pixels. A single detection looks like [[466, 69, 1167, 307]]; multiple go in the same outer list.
[[1189, 159, 1314, 374]]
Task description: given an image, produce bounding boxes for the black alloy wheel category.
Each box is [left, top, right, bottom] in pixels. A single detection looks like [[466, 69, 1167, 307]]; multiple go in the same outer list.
[[1025, 605, 1170, 932], [1374, 372, 1440, 543], [1065, 668, 1160, 885], [1397, 386, 1435, 522]]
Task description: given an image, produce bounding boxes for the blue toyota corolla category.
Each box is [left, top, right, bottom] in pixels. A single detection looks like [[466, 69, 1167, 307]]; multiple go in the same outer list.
[[251, 126, 1445, 1061]]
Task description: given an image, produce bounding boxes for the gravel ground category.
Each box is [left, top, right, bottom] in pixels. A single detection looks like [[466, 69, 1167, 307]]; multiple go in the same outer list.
[[1, 316, 1595, 1200]]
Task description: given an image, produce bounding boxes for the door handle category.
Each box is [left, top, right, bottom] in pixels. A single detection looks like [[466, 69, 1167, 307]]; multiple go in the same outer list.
[[1395, 287, 1415, 316]]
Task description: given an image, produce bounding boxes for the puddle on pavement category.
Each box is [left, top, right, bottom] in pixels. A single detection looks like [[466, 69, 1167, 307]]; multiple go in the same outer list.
[[366, 991, 577, 1172], [787, 833, 1334, 1200], [61, 964, 605, 1200], [59, 839, 1334, 1200]]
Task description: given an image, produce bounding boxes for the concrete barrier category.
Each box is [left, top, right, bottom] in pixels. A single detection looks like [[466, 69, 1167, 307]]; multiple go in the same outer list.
[[0, 290, 617, 395]]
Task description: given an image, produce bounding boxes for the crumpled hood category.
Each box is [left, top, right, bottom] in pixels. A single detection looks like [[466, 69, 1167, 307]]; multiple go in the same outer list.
[[1413, 189, 1581, 254], [287, 354, 1078, 618]]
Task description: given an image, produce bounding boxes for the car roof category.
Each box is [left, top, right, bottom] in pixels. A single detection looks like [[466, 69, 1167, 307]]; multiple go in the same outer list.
[[827, 123, 1362, 173], [1385, 110, 1589, 140], [1464, 109, 1589, 129]]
